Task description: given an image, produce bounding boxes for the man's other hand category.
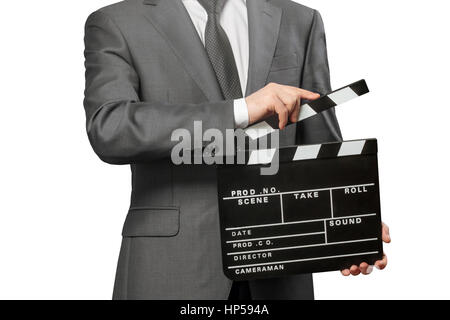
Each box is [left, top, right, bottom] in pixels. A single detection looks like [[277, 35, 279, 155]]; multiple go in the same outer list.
[[341, 222, 391, 276]]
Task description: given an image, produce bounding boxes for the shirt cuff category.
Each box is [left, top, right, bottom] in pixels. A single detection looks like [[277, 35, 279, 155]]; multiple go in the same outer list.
[[233, 98, 249, 129]]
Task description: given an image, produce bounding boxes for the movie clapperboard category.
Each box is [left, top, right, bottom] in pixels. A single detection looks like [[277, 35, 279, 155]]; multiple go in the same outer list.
[[217, 80, 383, 281]]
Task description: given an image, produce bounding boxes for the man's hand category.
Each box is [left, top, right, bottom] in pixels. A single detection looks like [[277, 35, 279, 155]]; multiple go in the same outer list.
[[341, 222, 391, 276], [245, 83, 320, 129]]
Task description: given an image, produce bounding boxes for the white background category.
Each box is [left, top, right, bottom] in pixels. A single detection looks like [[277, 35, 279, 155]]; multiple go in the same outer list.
[[0, 0, 449, 300]]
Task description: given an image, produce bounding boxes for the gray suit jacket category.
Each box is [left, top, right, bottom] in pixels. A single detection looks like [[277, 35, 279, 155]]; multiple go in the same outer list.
[[84, 0, 342, 300]]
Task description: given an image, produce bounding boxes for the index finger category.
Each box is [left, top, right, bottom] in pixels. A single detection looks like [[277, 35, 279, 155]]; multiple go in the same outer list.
[[375, 254, 388, 270], [282, 85, 321, 101]]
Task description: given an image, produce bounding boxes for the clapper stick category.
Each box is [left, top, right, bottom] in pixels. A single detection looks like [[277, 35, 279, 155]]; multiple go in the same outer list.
[[244, 79, 370, 140]]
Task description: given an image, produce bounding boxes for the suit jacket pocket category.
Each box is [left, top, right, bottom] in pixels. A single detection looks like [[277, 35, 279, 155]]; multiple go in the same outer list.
[[122, 207, 180, 237], [270, 52, 299, 71]]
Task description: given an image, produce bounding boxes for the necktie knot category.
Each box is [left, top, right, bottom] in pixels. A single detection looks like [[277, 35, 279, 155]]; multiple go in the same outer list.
[[198, 0, 227, 15]]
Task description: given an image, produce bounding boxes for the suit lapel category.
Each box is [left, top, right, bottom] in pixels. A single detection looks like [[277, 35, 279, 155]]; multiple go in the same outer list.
[[140, 0, 282, 100], [141, 0, 223, 101], [245, 0, 282, 96]]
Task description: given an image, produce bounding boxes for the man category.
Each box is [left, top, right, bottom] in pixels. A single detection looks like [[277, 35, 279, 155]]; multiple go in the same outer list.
[[84, 0, 389, 300]]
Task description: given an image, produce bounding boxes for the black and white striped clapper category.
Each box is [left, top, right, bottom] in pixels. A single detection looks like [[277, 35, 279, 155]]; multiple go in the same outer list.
[[244, 79, 370, 140], [217, 80, 382, 280], [217, 142, 383, 280]]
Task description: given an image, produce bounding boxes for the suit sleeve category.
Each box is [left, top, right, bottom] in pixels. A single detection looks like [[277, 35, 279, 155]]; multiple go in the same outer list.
[[296, 10, 343, 145], [83, 11, 235, 164]]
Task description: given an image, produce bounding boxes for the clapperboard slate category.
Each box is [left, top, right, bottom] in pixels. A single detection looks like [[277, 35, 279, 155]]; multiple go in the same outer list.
[[217, 80, 383, 281]]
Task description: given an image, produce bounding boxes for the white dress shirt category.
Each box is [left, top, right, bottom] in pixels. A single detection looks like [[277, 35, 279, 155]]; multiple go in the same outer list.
[[181, 0, 250, 128]]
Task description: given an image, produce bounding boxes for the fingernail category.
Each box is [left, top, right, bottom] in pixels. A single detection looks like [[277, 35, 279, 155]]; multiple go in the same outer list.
[[367, 266, 374, 274]]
